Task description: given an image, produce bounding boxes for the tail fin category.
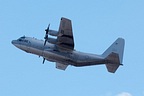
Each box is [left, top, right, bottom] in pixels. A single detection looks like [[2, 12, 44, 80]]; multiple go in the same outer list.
[[102, 38, 125, 73]]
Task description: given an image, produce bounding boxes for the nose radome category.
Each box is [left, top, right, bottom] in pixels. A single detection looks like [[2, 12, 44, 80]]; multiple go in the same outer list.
[[11, 40, 19, 48], [11, 40, 17, 45], [11, 40, 14, 44]]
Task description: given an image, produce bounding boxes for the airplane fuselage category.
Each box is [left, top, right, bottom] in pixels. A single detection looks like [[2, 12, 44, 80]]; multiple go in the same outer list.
[[11, 17, 124, 73], [12, 36, 106, 67]]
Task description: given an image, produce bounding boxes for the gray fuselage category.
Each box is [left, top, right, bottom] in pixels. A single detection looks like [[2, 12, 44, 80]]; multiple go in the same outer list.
[[12, 36, 106, 67]]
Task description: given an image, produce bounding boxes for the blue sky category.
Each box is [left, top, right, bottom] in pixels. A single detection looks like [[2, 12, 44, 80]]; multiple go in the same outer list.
[[0, 0, 144, 96]]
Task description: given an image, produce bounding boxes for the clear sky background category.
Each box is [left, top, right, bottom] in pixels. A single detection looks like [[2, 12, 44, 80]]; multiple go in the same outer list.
[[0, 0, 144, 96]]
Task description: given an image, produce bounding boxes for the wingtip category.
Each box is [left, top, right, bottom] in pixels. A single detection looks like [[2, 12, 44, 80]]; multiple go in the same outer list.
[[61, 17, 71, 21]]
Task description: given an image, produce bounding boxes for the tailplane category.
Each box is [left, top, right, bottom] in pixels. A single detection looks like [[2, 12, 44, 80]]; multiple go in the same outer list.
[[102, 38, 125, 73]]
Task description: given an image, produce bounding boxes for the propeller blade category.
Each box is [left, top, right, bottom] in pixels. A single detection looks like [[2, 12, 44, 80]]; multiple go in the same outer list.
[[44, 40, 47, 46], [44, 24, 50, 46], [43, 58, 45, 64], [45, 24, 50, 34]]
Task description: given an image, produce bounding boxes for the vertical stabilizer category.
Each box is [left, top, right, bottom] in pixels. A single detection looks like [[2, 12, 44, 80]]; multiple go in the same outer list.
[[102, 38, 125, 73]]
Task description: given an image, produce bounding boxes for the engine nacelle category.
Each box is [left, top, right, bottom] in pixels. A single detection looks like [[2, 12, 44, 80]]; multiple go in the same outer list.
[[49, 30, 58, 36], [48, 37, 57, 44]]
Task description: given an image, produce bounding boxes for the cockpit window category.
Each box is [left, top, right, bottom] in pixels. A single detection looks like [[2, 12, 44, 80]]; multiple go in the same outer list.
[[17, 36, 25, 41], [17, 36, 30, 43], [21, 36, 25, 39], [18, 39, 22, 41]]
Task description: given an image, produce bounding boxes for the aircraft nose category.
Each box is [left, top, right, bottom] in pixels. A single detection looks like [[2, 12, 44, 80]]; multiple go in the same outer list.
[[11, 40, 14, 44], [11, 40, 20, 48], [11, 40, 16, 45]]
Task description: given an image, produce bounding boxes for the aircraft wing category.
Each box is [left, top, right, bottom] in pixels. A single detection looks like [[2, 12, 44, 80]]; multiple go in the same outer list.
[[56, 17, 74, 51]]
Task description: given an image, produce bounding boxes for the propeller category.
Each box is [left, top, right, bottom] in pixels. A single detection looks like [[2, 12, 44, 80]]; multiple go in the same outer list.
[[42, 58, 45, 64], [44, 24, 50, 46], [42, 24, 50, 64]]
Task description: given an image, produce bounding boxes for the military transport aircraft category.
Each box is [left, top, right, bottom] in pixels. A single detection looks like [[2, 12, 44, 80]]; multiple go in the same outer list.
[[12, 17, 125, 73]]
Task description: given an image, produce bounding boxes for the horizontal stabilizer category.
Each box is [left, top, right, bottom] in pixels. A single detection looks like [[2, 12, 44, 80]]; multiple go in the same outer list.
[[106, 63, 120, 73], [105, 52, 122, 73]]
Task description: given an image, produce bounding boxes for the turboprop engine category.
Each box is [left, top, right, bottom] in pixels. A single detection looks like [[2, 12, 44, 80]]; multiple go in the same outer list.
[[49, 30, 58, 36], [48, 37, 57, 44], [44, 24, 59, 46], [48, 30, 58, 44]]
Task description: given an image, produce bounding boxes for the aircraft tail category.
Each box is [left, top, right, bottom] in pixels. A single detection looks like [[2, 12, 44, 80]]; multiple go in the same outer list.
[[102, 38, 125, 73]]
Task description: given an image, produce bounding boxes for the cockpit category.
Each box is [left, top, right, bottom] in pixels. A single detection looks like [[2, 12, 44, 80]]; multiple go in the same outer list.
[[12, 36, 31, 53], [17, 36, 29, 43]]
